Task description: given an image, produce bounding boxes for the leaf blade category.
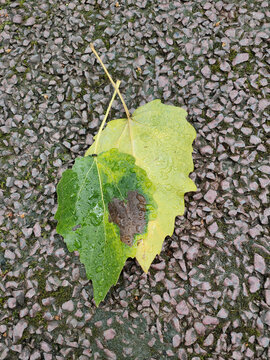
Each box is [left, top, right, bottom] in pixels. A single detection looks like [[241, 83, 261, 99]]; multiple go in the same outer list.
[[86, 100, 196, 272], [55, 149, 157, 304]]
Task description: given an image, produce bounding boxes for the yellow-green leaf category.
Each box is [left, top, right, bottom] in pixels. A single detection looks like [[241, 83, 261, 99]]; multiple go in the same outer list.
[[85, 100, 196, 272]]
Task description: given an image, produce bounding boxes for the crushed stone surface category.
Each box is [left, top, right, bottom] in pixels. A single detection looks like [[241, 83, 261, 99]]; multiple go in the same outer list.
[[0, 0, 269, 359]]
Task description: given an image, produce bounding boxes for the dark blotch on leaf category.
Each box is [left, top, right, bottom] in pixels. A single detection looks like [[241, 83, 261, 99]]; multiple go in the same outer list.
[[108, 190, 147, 246]]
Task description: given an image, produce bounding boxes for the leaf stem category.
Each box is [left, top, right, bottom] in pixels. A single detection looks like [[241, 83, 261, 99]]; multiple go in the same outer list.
[[90, 43, 131, 120], [94, 80, 121, 153]]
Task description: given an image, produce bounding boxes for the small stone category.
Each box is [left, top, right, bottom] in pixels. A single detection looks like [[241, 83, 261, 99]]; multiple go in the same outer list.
[[220, 61, 231, 72], [72, 268, 80, 281], [258, 99, 269, 111], [29, 54, 41, 64], [137, 55, 146, 66], [232, 351, 243, 360], [265, 290, 270, 306], [248, 276, 260, 293], [202, 316, 219, 325], [158, 76, 169, 88], [254, 253, 266, 274], [199, 145, 213, 155], [204, 190, 217, 204], [62, 300, 74, 312], [201, 65, 211, 78], [194, 322, 206, 335], [264, 311, 270, 326], [155, 271, 165, 282], [178, 348, 187, 360], [103, 328, 116, 340], [7, 298, 17, 309], [203, 333, 214, 346], [246, 348, 254, 358], [4, 249, 15, 260], [33, 223, 41, 237], [30, 350, 40, 360], [103, 349, 116, 360], [64, 110, 72, 119], [203, 238, 216, 248], [208, 222, 218, 235], [250, 135, 261, 145], [172, 334, 181, 348], [0, 325, 7, 333], [26, 288, 36, 299], [232, 53, 249, 66], [13, 320, 28, 342], [185, 328, 197, 345], [249, 226, 262, 238], [24, 17, 36, 26], [217, 308, 229, 318], [259, 165, 270, 175], [13, 15, 23, 24], [258, 337, 269, 348], [6, 177, 14, 187], [40, 342, 52, 352], [231, 332, 243, 345], [119, 290, 126, 299], [186, 244, 199, 261], [47, 321, 59, 332], [152, 294, 162, 303], [176, 300, 189, 315]]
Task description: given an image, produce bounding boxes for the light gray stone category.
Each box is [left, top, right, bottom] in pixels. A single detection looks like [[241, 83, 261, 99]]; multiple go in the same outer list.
[[62, 300, 74, 312], [232, 53, 249, 66], [254, 253, 266, 274], [204, 189, 217, 204], [13, 320, 28, 342]]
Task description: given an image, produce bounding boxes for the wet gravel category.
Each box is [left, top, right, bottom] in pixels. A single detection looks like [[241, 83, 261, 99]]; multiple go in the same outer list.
[[0, 0, 269, 359]]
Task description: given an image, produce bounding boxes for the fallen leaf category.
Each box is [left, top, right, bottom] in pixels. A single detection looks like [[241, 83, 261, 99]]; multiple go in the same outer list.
[[86, 99, 196, 272], [55, 149, 156, 304]]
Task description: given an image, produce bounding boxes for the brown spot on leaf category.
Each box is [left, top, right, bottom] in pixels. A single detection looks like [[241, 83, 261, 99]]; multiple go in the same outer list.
[[108, 190, 147, 247]]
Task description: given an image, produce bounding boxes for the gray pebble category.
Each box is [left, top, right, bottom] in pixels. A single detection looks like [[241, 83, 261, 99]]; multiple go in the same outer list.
[[232, 53, 249, 66], [185, 328, 197, 345], [258, 165, 270, 175], [24, 17, 36, 26], [199, 145, 213, 155], [13, 15, 23, 24], [203, 333, 214, 346], [204, 189, 217, 204], [176, 300, 189, 315], [103, 328, 116, 340], [62, 300, 74, 312], [248, 276, 260, 293], [201, 65, 211, 78], [13, 320, 28, 342], [29, 54, 41, 64], [254, 253, 266, 274], [6, 177, 14, 187], [137, 55, 146, 66]]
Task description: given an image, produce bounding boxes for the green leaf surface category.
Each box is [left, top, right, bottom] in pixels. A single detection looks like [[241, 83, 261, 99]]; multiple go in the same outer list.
[[85, 100, 196, 272], [55, 149, 156, 305]]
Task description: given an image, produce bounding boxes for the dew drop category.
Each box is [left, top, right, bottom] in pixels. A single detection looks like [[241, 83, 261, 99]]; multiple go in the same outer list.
[[89, 213, 102, 226], [74, 239, 82, 249], [96, 266, 102, 273]]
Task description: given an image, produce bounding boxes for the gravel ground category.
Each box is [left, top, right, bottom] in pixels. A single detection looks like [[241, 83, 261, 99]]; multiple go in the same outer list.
[[0, 0, 269, 359]]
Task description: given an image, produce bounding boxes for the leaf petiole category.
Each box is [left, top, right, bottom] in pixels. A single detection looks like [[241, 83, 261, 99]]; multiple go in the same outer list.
[[90, 43, 131, 121], [94, 80, 121, 153]]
